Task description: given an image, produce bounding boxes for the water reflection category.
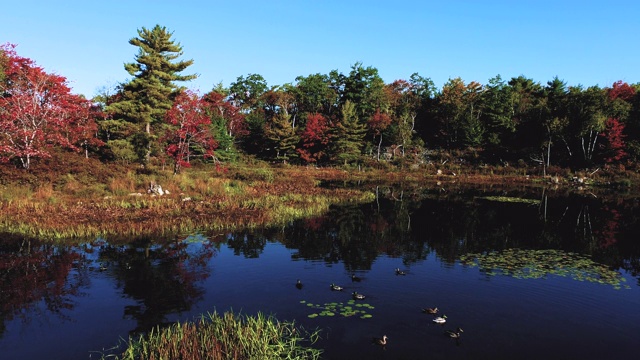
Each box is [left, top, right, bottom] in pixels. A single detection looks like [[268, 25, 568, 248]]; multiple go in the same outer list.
[[0, 235, 88, 337], [1, 186, 640, 359], [281, 186, 640, 285], [93, 236, 217, 333], [0, 234, 217, 338]]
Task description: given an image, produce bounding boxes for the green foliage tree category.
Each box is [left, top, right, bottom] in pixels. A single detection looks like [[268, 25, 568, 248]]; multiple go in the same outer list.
[[106, 25, 196, 165], [507, 76, 545, 160], [264, 111, 299, 163], [343, 63, 387, 120], [480, 75, 515, 159], [331, 101, 367, 165], [565, 85, 607, 164], [293, 73, 340, 116], [229, 73, 268, 113]]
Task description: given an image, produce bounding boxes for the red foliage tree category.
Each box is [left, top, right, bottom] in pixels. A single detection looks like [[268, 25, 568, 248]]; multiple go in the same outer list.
[[0, 44, 99, 169], [202, 91, 248, 137], [164, 90, 218, 174], [297, 113, 330, 163], [600, 118, 627, 163], [607, 80, 635, 101], [368, 108, 392, 160]]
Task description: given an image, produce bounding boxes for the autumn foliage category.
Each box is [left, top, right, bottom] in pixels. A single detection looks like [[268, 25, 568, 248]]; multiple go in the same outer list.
[[0, 44, 101, 169], [601, 118, 627, 163], [164, 90, 218, 174], [297, 113, 331, 163]]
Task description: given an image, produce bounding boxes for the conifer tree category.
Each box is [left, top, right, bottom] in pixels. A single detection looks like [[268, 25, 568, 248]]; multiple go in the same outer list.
[[107, 25, 196, 165], [264, 111, 299, 163], [331, 100, 367, 165]]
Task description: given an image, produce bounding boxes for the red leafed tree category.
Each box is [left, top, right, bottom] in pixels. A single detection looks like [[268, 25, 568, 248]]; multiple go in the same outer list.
[[608, 80, 635, 101], [0, 44, 98, 169], [297, 113, 330, 163], [600, 118, 627, 163], [164, 90, 217, 174], [368, 108, 392, 160], [202, 91, 247, 137]]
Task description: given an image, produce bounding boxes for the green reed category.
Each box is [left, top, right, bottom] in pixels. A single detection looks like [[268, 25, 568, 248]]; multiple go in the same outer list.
[[107, 311, 321, 360]]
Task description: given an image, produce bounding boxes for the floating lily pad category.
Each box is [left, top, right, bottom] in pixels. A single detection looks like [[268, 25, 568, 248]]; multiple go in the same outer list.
[[300, 299, 374, 319], [460, 249, 628, 289]]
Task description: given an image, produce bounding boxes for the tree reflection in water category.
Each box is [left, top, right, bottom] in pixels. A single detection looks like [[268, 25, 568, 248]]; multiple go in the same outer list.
[[0, 235, 88, 337], [280, 185, 640, 286], [93, 235, 217, 333]]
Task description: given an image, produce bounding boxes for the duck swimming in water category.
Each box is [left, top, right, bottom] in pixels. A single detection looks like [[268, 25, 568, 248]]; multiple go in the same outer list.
[[295, 279, 303, 290], [422, 307, 439, 314], [395, 268, 407, 275], [445, 327, 463, 339], [433, 315, 447, 324], [351, 274, 362, 282], [330, 283, 344, 291], [352, 291, 366, 300], [372, 335, 388, 346]]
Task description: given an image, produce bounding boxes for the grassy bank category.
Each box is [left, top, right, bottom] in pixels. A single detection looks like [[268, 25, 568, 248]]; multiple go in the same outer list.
[[1, 150, 637, 242], [104, 311, 321, 360]]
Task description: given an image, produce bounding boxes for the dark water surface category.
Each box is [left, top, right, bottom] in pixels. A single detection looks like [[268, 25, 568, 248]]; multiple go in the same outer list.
[[1, 186, 640, 359]]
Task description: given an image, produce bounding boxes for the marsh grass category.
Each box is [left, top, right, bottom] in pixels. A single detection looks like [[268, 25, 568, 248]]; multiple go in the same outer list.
[[108, 311, 322, 360], [0, 167, 375, 241]]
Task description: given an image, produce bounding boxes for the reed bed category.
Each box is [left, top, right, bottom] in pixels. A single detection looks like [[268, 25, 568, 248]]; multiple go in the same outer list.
[[108, 311, 322, 360]]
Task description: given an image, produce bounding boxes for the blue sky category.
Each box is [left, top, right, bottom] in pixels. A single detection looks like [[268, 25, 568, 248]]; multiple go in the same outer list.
[[2, 0, 638, 98]]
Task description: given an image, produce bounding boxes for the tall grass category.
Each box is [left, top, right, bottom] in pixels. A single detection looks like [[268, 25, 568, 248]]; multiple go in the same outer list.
[[109, 311, 322, 360]]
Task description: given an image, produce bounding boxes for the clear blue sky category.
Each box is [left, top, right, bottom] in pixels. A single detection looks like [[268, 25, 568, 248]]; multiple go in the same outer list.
[[2, 0, 638, 98]]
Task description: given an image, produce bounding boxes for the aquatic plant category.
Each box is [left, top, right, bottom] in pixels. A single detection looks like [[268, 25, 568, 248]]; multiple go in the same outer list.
[[300, 300, 374, 319], [459, 248, 629, 289], [105, 311, 322, 360]]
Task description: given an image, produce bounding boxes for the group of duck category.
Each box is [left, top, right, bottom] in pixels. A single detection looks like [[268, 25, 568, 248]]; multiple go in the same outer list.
[[296, 268, 464, 349], [371, 306, 464, 349]]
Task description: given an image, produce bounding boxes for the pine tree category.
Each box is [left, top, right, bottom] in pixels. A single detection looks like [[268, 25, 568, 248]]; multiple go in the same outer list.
[[331, 101, 367, 165], [264, 111, 299, 163], [107, 25, 196, 165]]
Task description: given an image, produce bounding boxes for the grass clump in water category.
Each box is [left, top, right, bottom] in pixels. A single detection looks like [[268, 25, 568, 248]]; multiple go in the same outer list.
[[108, 311, 322, 360]]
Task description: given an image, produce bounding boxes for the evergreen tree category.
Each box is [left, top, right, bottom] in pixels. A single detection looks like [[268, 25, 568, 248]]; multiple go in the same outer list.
[[107, 25, 196, 165], [264, 111, 299, 163], [331, 101, 367, 165]]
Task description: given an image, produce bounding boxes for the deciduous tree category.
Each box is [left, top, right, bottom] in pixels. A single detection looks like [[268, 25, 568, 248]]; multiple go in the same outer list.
[[163, 90, 217, 174], [0, 44, 99, 169], [297, 113, 331, 163]]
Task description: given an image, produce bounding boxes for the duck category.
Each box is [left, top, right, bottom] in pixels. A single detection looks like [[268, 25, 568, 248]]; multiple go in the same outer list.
[[351, 274, 362, 282], [295, 279, 303, 290], [432, 315, 447, 324], [421, 307, 439, 314], [330, 283, 344, 291], [98, 263, 108, 272], [372, 335, 388, 346], [352, 291, 366, 300], [445, 327, 463, 339], [395, 268, 407, 275]]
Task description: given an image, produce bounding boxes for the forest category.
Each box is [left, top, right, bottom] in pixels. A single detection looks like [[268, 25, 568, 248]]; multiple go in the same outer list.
[[1, 25, 639, 178]]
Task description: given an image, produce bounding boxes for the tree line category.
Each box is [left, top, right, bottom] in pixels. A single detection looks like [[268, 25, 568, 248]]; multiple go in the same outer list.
[[2, 25, 639, 173]]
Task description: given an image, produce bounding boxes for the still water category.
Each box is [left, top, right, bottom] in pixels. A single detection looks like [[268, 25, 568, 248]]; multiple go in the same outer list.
[[1, 186, 639, 359]]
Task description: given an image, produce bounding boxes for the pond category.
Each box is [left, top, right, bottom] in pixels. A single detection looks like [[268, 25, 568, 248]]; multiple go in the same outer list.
[[1, 185, 639, 359]]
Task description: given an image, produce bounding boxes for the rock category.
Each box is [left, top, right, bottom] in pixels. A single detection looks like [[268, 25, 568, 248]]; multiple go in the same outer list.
[[147, 182, 165, 196]]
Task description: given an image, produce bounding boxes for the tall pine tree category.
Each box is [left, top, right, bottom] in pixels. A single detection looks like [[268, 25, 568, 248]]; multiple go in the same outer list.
[[331, 100, 367, 165], [107, 25, 196, 165]]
